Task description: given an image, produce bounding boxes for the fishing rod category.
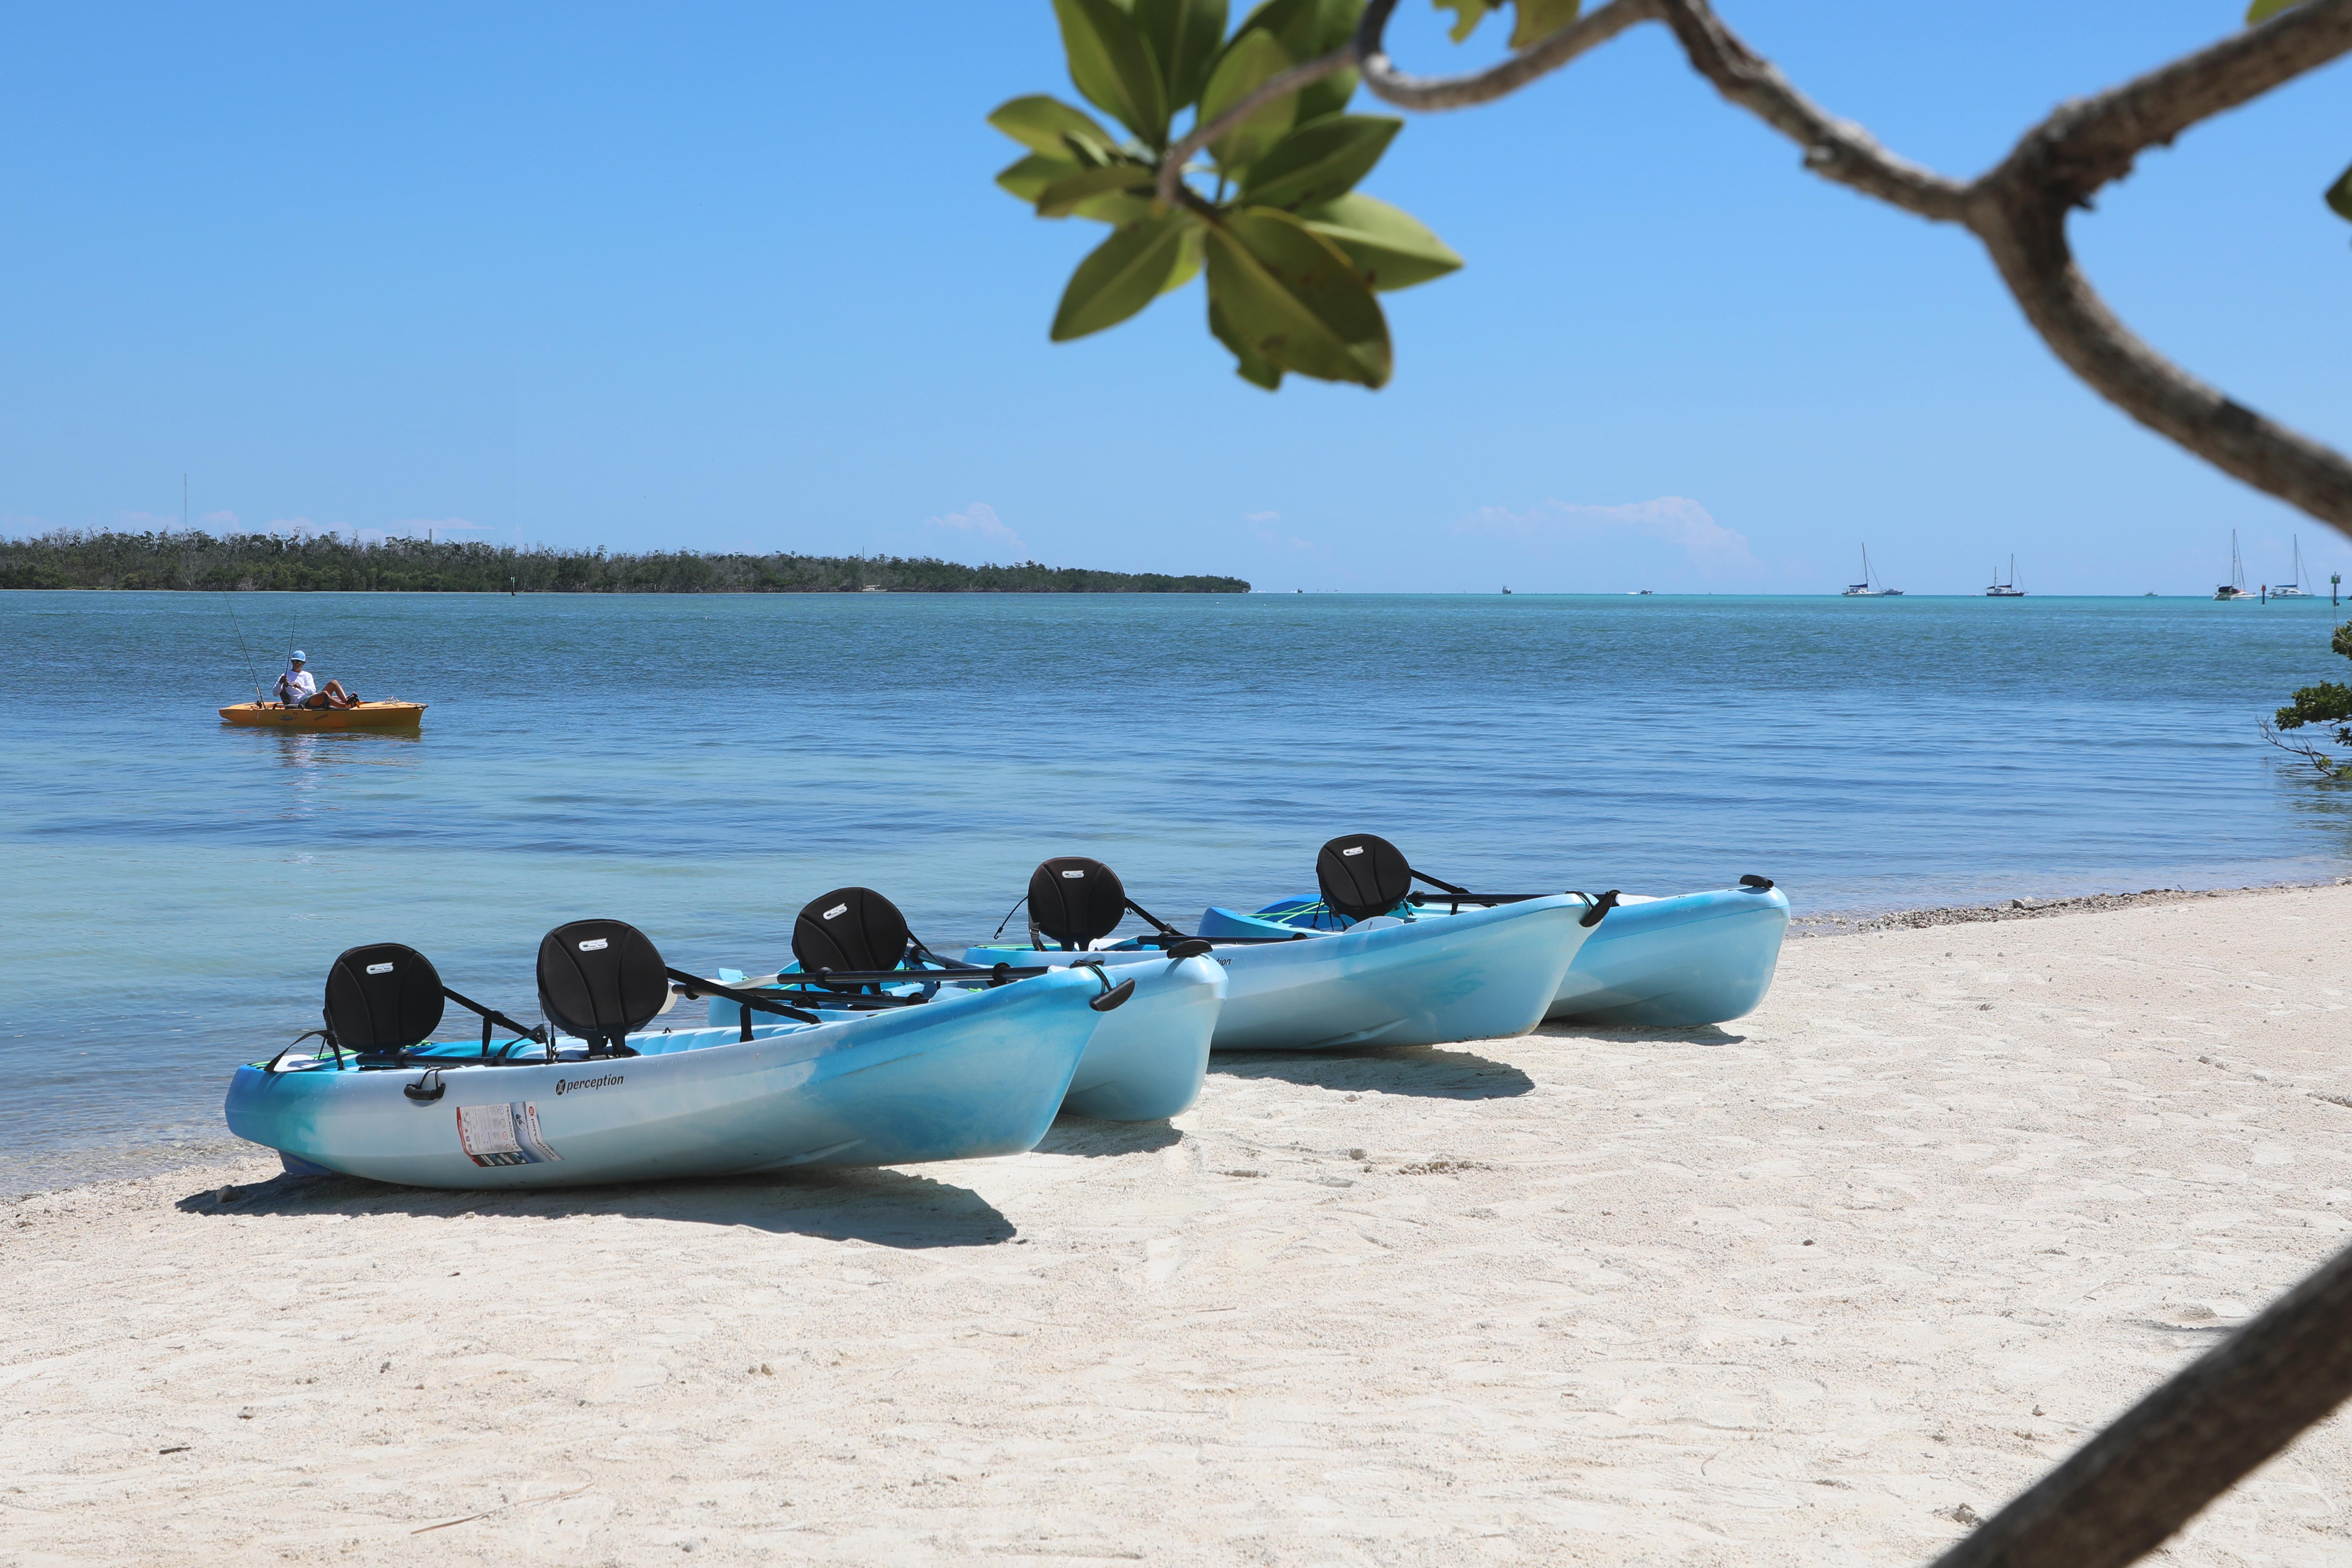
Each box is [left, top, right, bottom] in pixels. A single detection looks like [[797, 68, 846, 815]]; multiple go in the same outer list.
[[195, 474, 267, 703]]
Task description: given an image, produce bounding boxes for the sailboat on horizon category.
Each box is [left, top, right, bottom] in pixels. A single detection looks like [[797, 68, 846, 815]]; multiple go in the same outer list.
[[1841, 546, 1902, 597], [1986, 555, 2025, 597], [2216, 531, 2248, 600], [2274, 535, 2309, 597]]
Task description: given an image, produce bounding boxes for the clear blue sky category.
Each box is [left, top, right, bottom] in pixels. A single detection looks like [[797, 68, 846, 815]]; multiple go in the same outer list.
[[5, 2, 2350, 594]]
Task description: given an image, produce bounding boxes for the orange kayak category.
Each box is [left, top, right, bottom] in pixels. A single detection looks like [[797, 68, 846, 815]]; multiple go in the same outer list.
[[218, 701, 427, 730]]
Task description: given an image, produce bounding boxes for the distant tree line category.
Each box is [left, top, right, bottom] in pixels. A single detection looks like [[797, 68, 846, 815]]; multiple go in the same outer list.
[[0, 529, 1249, 594]]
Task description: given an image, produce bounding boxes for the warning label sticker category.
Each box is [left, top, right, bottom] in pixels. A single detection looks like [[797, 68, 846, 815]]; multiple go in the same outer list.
[[456, 1101, 563, 1167]]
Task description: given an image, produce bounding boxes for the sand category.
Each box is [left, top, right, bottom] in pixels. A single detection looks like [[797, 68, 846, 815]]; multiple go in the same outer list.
[[4, 886, 2349, 1566]]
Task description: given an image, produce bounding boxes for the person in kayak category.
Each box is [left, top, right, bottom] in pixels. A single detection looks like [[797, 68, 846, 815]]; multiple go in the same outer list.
[[275, 651, 361, 710]]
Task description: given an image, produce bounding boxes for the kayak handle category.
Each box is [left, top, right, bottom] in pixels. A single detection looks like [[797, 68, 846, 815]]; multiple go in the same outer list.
[[1064, 958, 1135, 1013], [1164, 939, 1213, 959], [1739, 874, 1775, 890], [1580, 890, 1622, 929], [403, 1069, 447, 1104]]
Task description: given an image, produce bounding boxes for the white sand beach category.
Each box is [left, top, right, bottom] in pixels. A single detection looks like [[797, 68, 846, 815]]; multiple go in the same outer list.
[[5, 886, 2349, 1565]]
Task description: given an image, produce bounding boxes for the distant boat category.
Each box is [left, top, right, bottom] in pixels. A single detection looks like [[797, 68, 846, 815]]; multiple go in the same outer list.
[[1841, 546, 1902, 597], [1635, 588, 1653, 595], [2274, 536, 2309, 597], [1986, 555, 2025, 597], [1501, 586, 1511, 594], [2216, 531, 2247, 600]]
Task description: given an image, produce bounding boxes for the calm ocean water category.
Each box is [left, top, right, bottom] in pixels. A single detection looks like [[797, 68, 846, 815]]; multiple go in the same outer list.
[[5, 588, 2349, 1193]]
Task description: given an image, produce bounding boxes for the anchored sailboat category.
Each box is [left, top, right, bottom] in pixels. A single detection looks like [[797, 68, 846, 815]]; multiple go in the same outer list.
[[2216, 531, 2247, 600], [1841, 546, 1903, 597], [1986, 555, 2025, 597], [2274, 536, 2309, 597]]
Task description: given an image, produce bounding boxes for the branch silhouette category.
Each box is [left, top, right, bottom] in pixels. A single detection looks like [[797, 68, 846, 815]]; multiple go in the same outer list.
[[1318, 0, 2352, 540]]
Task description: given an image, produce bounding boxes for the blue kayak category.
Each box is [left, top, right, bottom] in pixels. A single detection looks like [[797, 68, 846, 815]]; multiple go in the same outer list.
[[706, 951, 1224, 1123], [968, 894, 1597, 1051], [1200, 881, 1789, 1028], [227, 941, 1109, 1190]]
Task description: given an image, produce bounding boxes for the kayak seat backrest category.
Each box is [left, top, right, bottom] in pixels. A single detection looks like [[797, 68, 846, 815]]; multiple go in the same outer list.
[[1318, 834, 1413, 924], [537, 919, 669, 1043], [323, 942, 446, 1053], [1029, 857, 1127, 950], [792, 887, 910, 978]]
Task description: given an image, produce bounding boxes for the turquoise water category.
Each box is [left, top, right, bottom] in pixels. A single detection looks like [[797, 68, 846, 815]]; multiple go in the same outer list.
[[6, 589, 2349, 1192]]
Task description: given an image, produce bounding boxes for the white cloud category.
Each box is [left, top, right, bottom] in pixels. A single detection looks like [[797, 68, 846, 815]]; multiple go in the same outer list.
[[923, 501, 1028, 556], [1452, 495, 1762, 577], [391, 517, 489, 536], [199, 509, 238, 526], [1242, 510, 1281, 522]]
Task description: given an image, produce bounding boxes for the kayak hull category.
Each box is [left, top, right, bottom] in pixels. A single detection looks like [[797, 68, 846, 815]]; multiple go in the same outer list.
[[1546, 885, 1789, 1025], [1056, 954, 1222, 1119], [223, 968, 1101, 1189], [219, 701, 427, 730], [968, 896, 1591, 1052], [1203, 883, 1790, 1028]]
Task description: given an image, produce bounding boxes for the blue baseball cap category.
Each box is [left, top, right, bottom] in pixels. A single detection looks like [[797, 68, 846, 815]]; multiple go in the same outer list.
[[289, 651, 306, 662]]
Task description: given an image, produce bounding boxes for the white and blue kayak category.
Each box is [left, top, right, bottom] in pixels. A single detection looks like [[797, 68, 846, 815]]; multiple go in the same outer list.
[[706, 949, 1224, 1122], [1198, 836, 1790, 1028], [965, 855, 1598, 1052], [698, 883, 1226, 1124], [226, 918, 1114, 1190]]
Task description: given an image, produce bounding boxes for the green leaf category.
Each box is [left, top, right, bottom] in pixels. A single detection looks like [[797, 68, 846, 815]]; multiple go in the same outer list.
[[1297, 192, 1463, 290], [1210, 295, 1285, 388], [1231, 0, 1362, 119], [1054, 0, 1171, 147], [997, 154, 1081, 203], [1198, 29, 1296, 172], [1204, 206, 1391, 386], [1001, 155, 1154, 221], [1035, 162, 1156, 218], [1240, 114, 1401, 210], [1136, 0, 1228, 112], [2246, 0, 2305, 21], [987, 95, 1119, 159], [1073, 191, 1160, 225], [1161, 226, 1206, 293], [1508, 0, 1580, 48], [1435, 0, 1577, 47], [1433, 0, 1496, 43], [1052, 211, 1196, 340], [2328, 160, 2352, 222]]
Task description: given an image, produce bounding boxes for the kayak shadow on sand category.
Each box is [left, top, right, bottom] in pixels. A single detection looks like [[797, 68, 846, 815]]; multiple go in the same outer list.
[[1536, 1021, 1749, 1046], [173, 1164, 1016, 1248], [1035, 1116, 1182, 1157], [1212, 1045, 1533, 1101]]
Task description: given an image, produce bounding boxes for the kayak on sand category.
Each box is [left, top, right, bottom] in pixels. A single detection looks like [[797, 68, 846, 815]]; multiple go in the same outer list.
[[1197, 834, 1788, 1027], [690, 884, 1224, 1124], [225, 917, 1117, 1190], [963, 855, 1603, 1052]]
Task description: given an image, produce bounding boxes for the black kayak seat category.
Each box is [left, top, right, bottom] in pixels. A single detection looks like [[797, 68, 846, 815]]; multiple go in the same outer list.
[[793, 887, 912, 985], [1317, 834, 1414, 924], [323, 942, 446, 1054], [537, 919, 667, 1055], [1029, 857, 1129, 950]]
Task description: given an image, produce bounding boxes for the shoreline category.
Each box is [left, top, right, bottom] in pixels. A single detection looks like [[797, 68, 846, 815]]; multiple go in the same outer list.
[[9, 874, 2351, 1203], [1790, 873, 2352, 936], [7, 883, 2347, 1562]]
